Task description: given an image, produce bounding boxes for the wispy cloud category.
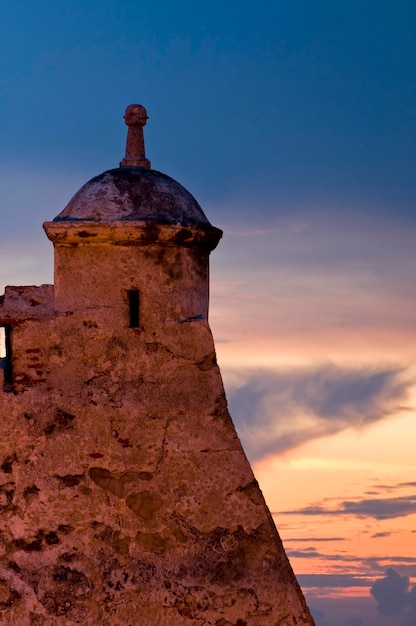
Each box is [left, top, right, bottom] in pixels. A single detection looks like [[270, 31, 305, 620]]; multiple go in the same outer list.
[[284, 537, 346, 543], [298, 574, 371, 588], [280, 494, 416, 521], [369, 481, 416, 493], [287, 550, 356, 562], [225, 363, 413, 460], [287, 548, 416, 568]]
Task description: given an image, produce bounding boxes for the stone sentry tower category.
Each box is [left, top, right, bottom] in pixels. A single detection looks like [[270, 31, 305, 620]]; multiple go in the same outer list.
[[0, 106, 315, 625]]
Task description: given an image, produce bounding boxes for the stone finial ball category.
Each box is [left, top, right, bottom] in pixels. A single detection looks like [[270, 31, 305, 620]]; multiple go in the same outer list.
[[124, 104, 148, 126]]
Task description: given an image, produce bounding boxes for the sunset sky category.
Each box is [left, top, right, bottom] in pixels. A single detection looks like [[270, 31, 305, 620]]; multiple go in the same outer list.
[[1, 2, 415, 624]]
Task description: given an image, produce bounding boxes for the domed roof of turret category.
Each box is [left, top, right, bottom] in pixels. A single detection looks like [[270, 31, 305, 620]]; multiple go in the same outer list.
[[53, 166, 212, 227], [52, 104, 214, 228]]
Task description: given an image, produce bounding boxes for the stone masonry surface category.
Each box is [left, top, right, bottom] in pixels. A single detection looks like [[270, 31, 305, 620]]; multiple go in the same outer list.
[[0, 106, 315, 625]]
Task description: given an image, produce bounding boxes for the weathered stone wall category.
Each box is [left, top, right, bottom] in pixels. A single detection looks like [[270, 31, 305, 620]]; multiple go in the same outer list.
[[0, 368, 313, 623], [0, 286, 54, 392], [53, 242, 209, 324], [0, 230, 315, 624]]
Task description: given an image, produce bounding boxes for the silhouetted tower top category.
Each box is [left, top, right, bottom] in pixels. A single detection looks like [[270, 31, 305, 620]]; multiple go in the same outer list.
[[50, 104, 221, 247]]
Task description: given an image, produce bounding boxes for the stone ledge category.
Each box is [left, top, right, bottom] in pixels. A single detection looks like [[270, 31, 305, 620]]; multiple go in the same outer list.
[[43, 220, 222, 251]]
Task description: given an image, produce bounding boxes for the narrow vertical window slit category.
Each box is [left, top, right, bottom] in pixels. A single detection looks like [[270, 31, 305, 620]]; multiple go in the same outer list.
[[128, 290, 140, 328], [0, 325, 13, 387]]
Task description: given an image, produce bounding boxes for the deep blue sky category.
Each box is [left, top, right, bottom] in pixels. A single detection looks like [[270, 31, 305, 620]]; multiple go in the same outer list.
[[1, 0, 415, 227]]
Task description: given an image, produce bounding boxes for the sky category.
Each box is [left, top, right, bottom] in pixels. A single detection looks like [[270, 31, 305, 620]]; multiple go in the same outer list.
[[1, 2, 415, 624]]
